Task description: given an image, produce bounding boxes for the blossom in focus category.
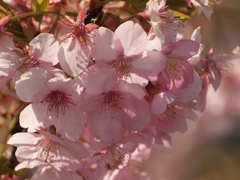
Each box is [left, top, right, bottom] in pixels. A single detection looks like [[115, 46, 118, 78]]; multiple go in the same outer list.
[[15, 67, 85, 141], [58, 8, 98, 77], [0, 33, 59, 82], [82, 20, 165, 94], [82, 80, 151, 142]]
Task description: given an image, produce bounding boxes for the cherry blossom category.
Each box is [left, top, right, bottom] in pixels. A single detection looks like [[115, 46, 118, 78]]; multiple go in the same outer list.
[[102, 144, 151, 180], [0, 33, 59, 82], [157, 40, 200, 90], [8, 128, 89, 174], [143, 0, 186, 44], [82, 80, 151, 142], [82, 20, 166, 94], [15, 67, 85, 141], [58, 8, 98, 77]]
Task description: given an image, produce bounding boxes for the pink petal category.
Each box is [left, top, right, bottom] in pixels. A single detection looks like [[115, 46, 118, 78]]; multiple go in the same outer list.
[[92, 27, 117, 63], [58, 37, 89, 77], [15, 160, 42, 171], [8, 132, 42, 146], [15, 67, 51, 102], [29, 33, 59, 66], [115, 21, 147, 56], [124, 73, 148, 86], [116, 81, 146, 100], [63, 140, 89, 159], [151, 11, 165, 44], [158, 116, 188, 133], [174, 70, 202, 102], [20, 103, 52, 131], [81, 65, 118, 94], [147, 33, 162, 51], [51, 102, 85, 141], [47, 77, 81, 95], [151, 91, 175, 115], [122, 99, 151, 131], [131, 51, 166, 77], [202, 6, 214, 21], [162, 40, 200, 59], [87, 110, 123, 142], [0, 51, 20, 76], [31, 165, 74, 180]]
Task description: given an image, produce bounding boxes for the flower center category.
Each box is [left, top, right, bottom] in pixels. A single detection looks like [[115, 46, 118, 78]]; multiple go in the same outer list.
[[37, 136, 59, 163], [72, 22, 92, 45], [101, 91, 122, 111], [17, 56, 39, 74], [165, 57, 189, 79], [158, 103, 176, 120], [44, 91, 75, 117], [111, 55, 132, 77]]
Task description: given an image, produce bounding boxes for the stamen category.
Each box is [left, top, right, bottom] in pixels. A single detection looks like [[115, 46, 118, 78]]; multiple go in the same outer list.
[[101, 91, 122, 111], [17, 56, 39, 73], [36, 136, 60, 164], [72, 22, 94, 45], [44, 91, 75, 118], [111, 55, 132, 78]]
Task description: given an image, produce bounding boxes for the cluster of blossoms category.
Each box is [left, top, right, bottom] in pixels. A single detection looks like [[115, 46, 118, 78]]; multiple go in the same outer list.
[[0, 0, 233, 179]]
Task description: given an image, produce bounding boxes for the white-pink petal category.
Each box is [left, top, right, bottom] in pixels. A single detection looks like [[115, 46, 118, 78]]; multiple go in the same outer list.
[[58, 37, 89, 77], [8, 132, 42, 146], [92, 27, 117, 62], [81, 65, 117, 94], [174, 70, 202, 102], [115, 21, 147, 56], [131, 51, 166, 77], [151, 91, 175, 115], [15, 67, 51, 102], [20, 103, 52, 131], [29, 33, 59, 65]]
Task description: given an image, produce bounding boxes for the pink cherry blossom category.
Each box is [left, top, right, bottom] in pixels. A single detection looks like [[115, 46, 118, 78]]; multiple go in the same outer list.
[[8, 129, 89, 172], [15, 67, 85, 141], [155, 101, 198, 133], [58, 8, 98, 77], [194, 49, 222, 111], [143, 0, 185, 44], [102, 144, 151, 180], [157, 40, 200, 90], [31, 164, 84, 180], [82, 80, 151, 142], [0, 33, 59, 81], [82, 21, 165, 94], [89, 133, 150, 179]]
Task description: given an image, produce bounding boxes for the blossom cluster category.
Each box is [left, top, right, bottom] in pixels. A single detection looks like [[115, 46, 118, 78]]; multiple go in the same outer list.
[[0, 0, 228, 179]]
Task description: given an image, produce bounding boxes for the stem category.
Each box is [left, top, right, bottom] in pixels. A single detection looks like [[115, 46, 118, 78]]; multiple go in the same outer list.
[[10, 11, 78, 21], [48, 14, 60, 34]]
